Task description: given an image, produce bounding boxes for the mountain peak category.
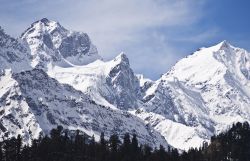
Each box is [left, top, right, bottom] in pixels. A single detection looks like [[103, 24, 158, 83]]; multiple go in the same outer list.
[[218, 40, 231, 49], [192, 41, 235, 57], [35, 18, 58, 25], [21, 18, 65, 39], [211, 40, 234, 51], [33, 18, 64, 31], [40, 18, 50, 23], [21, 18, 101, 67], [114, 52, 130, 65]]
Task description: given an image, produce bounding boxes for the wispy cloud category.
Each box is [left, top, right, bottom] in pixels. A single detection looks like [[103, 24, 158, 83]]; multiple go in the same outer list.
[[45, 0, 205, 57], [0, 0, 214, 79]]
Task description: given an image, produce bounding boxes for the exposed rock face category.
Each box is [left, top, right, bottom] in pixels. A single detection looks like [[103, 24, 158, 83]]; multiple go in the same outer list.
[[21, 18, 101, 69], [105, 53, 140, 109]]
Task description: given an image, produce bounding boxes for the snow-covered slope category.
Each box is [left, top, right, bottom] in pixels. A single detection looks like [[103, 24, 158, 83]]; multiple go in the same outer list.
[[21, 18, 101, 69], [48, 53, 141, 110], [0, 27, 31, 72], [139, 41, 250, 150], [0, 68, 168, 148]]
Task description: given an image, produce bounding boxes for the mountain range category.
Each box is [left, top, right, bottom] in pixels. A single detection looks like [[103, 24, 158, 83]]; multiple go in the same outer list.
[[0, 18, 250, 151]]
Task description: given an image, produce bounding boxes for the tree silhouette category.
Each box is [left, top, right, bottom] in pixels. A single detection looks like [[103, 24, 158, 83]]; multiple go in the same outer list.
[[0, 122, 249, 161]]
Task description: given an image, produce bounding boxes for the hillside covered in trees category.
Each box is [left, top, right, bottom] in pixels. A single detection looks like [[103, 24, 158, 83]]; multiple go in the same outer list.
[[0, 122, 250, 161]]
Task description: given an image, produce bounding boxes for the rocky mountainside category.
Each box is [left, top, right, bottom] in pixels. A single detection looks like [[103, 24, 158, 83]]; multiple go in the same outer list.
[[1, 18, 250, 151], [0, 68, 167, 147], [0, 27, 31, 72], [47, 53, 141, 110], [21, 18, 101, 69]]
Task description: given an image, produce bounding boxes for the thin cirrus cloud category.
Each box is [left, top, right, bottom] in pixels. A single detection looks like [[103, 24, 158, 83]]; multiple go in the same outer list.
[[0, 0, 214, 79]]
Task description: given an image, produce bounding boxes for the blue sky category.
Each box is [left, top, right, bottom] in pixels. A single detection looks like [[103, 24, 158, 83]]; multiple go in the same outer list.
[[0, 0, 249, 79]]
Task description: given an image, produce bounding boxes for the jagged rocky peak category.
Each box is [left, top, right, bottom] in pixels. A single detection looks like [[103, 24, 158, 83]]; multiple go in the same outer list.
[[209, 40, 235, 52], [104, 52, 140, 110], [196, 40, 239, 58], [39, 18, 57, 25], [113, 52, 130, 65], [21, 18, 66, 44], [21, 18, 101, 68], [163, 40, 243, 81], [219, 40, 230, 48], [21, 18, 67, 48], [109, 52, 131, 76]]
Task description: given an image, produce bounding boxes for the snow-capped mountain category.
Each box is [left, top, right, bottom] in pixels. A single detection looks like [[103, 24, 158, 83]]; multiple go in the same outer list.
[[1, 18, 250, 151], [21, 18, 101, 69], [138, 41, 250, 150]]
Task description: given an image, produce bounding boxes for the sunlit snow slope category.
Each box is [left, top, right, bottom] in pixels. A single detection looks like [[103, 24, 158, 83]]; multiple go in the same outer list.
[[139, 41, 250, 150]]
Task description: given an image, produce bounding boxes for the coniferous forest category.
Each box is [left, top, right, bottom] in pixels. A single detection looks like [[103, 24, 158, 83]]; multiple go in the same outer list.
[[0, 122, 250, 161]]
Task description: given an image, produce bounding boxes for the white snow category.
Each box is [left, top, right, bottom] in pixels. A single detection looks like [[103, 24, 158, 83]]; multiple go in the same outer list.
[[139, 41, 250, 150]]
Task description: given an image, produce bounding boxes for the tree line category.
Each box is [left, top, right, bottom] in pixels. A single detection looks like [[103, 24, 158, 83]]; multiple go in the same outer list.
[[0, 122, 249, 161]]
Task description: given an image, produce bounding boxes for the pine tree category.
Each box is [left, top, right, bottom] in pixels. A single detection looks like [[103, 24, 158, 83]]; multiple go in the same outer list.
[[98, 132, 107, 161], [15, 135, 22, 161], [0, 142, 3, 161], [108, 134, 120, 161], [0, 122, 249, 161], [120, 133, 131, 161], [131, 134, 138, 152], [100, 132, 106, 147], [3, 138, 16, 161], [20, 145, 30, 161], [131, 134, 140, 161], [156, 145, 167, 161], [109, 134, 120, 153]]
